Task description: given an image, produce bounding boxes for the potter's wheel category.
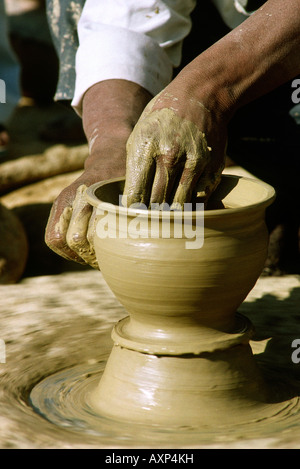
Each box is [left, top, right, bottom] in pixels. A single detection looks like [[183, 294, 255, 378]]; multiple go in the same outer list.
[[1, 271, 300, 448], [29, 356, 300, 447]]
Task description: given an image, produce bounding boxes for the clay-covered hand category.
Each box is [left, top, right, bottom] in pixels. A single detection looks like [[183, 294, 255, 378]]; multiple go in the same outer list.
[[45, 137, 129, 268], [122, 0, 300, 208], [45, 80, 152, 267], [123, 87, 228, 208], [45, 174, 100, 269]]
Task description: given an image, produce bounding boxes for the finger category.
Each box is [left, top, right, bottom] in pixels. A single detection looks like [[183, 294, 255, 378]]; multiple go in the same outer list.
[[191, 162, 224, 210], [171, 152, 208, 208], [45, 197, 79, 263], [65, 185, 97, 267], [86, 208, 99, 269], [149, 154, 185, 206], [122, 129, 157, 207]]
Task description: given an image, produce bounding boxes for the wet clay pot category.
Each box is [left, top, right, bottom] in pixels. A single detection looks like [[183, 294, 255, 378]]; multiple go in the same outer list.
[[86, 175, 276, 427]]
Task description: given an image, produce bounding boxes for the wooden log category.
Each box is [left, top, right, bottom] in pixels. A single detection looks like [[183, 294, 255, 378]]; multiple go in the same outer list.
[[0, 144, 87, 195], [1, 171, 82, 208]]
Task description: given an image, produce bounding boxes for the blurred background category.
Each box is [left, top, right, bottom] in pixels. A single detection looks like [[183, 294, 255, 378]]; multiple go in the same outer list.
[[0, 0, 89, 283]]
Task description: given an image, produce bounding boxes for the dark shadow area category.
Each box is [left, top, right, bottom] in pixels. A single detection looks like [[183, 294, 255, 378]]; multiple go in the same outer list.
[[12, 203, 91, 278], [2, 101, 86, 163], [206, 174, 240, 207], [240, 285, 300, 383], [9, 9, 59, 108]]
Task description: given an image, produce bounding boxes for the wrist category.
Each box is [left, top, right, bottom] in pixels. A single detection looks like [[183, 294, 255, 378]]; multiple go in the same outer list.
[[82, 79, 153, 140], [173, 46, 243, 122], [81, 79, 152, 175]]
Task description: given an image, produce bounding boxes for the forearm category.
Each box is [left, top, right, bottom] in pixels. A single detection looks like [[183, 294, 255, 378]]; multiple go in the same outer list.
[[82, 79, 152, 174], [173, 0, 300, 118]]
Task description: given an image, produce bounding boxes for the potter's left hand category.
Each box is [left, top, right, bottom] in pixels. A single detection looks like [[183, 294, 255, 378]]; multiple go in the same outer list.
[[123, 83, 228, 208], [45, 80, 152, 267]]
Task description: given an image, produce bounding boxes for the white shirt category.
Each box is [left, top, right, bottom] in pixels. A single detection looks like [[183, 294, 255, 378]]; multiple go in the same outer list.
[[72, 0, 251, 115]]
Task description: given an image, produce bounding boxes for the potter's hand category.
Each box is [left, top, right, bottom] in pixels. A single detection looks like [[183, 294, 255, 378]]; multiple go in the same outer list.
[[45, 80, 152, 267], [45, 148, 128, 268], [123, 87, 227, 208], [124, 0, 300, 207], [45, 174, 100, 268]]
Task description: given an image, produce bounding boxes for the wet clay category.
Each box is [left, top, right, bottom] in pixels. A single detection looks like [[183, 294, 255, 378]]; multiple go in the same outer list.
[[25, 174, 300, 447], [123, 106, 223, 207], [1, 270, 299, 448], [0, 203, 28, 284], [52, 184, 98, 268], [77, 174, 298, 428]]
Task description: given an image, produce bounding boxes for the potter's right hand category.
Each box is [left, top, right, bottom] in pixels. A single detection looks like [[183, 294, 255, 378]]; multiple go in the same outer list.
[[45, 80, 152, 267], [123, 84, 228, 209]]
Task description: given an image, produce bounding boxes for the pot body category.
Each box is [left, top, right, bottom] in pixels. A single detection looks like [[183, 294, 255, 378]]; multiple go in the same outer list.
[[87, 175, 275, 354], [86, 175, 276, 426]]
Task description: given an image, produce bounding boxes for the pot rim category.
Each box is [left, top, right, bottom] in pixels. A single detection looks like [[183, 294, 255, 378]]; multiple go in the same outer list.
[[86, 174, 276, 219]]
